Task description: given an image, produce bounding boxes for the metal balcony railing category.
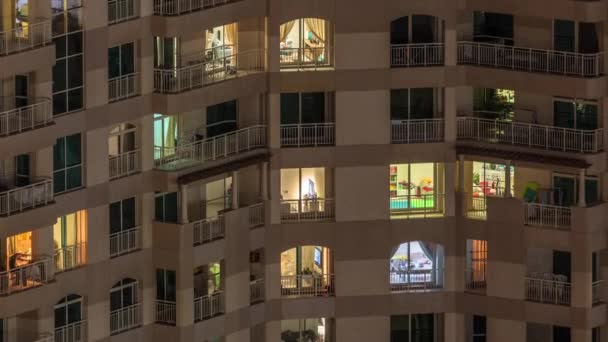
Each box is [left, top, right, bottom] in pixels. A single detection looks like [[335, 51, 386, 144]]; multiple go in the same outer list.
[[465, 268, 487, 291], [0, 97, 52, 137], [0, 257, 53, 295], [248, 203, 264, 228], [153, 0, 239, 15], [391, 119, 445, 143], [465, 194, 488, 220], [109, 226, 141, 257], [109, 150, 140, 180], [250, 278, 264, 303], [458, 41, 604, 77], [593, 280, 603, 305], [281, 274, 335, 297], [153, 49, 265, 93], [192, 216, 225, 245], [54, 320, 86, 342], [280, 199, 335, 222], [523, 203, 571, 229], [280, 123, 335, 147], [0, 178, 53, 216], [390, 43, 444, 67], [154, 125, 266, 170], [194, 291, 225, 321], [525, 276, 571, 305], [108, 73, 138, 102], [108, 0, 137, 24], [390, 194, 445, 219], [279, 47, 333, 69], [110, 303, 141, 335], [155, 300, 176, 325], [457, 116, 603, 153], [389, 270, 443, 292], [54, 243, 86, 272], [0, 20, 52, 56]]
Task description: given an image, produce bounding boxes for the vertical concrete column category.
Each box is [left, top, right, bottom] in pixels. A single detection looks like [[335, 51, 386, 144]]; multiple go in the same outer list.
[[269, 167, 281, 224], [444, 162, 456, 216], [176, 224, 194, 330], [572, 242, 592, 308], [86, 128, 110, 187], [268, 93, 281, 148], [141, 192, 155, 249], [572, 328, 592, 342], [578, 169, 586, 207], [232, 170, 239, 209], [504, 160, 511, 198], [140, 114, 155, 172], [180, 184, 189, 224], [37, 304, 55, 337], [260, 162, 269, 200], [458, 155, 465, 192], [444, 19, 457, 66], [139, 30, 155, 96], [444, 88, 457, 143], [33, 68, 52, 99], [444, 313, 465, 342]]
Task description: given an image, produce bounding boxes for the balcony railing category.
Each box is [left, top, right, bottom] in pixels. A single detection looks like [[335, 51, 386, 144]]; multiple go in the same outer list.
[[109, 150, 140, 180], [465, 195, 488, 220], [465, 268, 487, 291], [108, 73, 138, 102], [280, 199, 335, 222], [108, 0, 137, 24], [33, 334, 53, 342], [0, 257, 53, 295], [0, 178, 53, 216], [193, 216, 225, 245], [55, 243, 86, 272], [0, 97, 53, 136], [194, 291, 225, 321], [593, 280, 603, 305], [280, 123, 335, 147], [54, 321, 86, 342], [457, 117, 603, 153], [155, 300, 176, 325], [523, 203, 571, 230], [525, 276, 571, 305], [153, 49, 265, 93], [110, 303, 141, 335], [457, 41, 604, 77], [391, 119, 445, 143], [281, 274, 335, 297], [248, 203, 264, 228], [390, 194, 445, 219], [389, 270, 443, 292], [390, 43, 444, 67], [280, 47, 333, 69], [0, 20, 52, 56], [154, 125, 266, 170], [109, 226, 141, 257], [153, 0, 239, 15], [250, 278, 264, 303]]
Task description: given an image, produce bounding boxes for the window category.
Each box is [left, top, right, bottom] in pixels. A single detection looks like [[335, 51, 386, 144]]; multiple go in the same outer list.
[[108, 42, 135, 79], [155, 192, 178, 223], [52, 0, 84, 115], [592, 327, 600, 342], [205, 24, 236, 61], [281, 92, 332, 124], [473, 12, 513, 45], [54, 294, 83, 330], [390, 15, 440, 45], [279, 18, 332, 66], [472, 162, 514, 198], [466, 240, 487, 289], [14, 154, 30, 187], [109, 123, 137, 157], [391, 89, 436, 121], [554, 20, 575, 52], [553, 99, 598, 130], [194, 261, 223, 298], [6, 231, 32, 270], [281, 318, 332, 342], [280, 168, 328, 202], [472, 316, 486, 342], [390, 241, 444, 290], [280, 246, 332, 277], [390, 163, 440, 212], [153, 37, 179, 69], [553, 326, 571, 342], [205, 177, 232, 218], [473, 88, 515, 120], [391, 314, 437, 342], [553, 20, 599, 54], [156, 269, 176, 302], [552, 173, 598, 206], [14, 75, 28, 108], [206, 100, 237, 137], [154, 113, 179, 161], [110, 197, 136, 234], [54, 210, 87, 271], [53, 133, 83, 194], [110, 278, 138, 312]]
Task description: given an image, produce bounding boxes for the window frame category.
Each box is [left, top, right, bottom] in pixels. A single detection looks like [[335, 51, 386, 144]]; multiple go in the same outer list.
[[53, 133, 83, 194]]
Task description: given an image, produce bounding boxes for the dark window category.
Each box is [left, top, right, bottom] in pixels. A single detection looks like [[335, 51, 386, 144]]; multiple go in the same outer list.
[[391, 88, 434, 120], [206, 100, 238, 137], [108, 42, 135, 79], [53, 134, 82, 194], [15, 154, 30, 187], [579, 23, 599, 54], [474, 12, 513, 44], [15, 75, 28, 108], [412, 15, 436, 44], [391, 17, 409, 45], [155, 192, 178, 223], [280, 93, 300, 124], [110, 279, 137, 311], [553, 326, 571, 342], [554, 20, 575, 52], [473, 316, 487, 342], [154, 37, 179, 69], [110, 197, 136, 234], [156, 269, 176, 301], [391, 314, 435, 342], [280, 92, 326, 124], [553, 250, 571, 281], [553, 101, 575, 129]]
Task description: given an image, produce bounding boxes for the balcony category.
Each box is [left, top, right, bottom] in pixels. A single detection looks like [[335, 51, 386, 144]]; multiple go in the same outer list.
[[109, 226, 141, 257], [153, 0, 239, 16], [457, 116, 603, 153], [390, 43, 444, 67], [110, 303, 141, 335], [109, 150, 140, 180], [0, 97, 52, 137], [525, 274, 571, 306], [54, 321, 86, 342], [154, 125, 266, 171], [391, 119, 445, 144], [280, 199, 335, 222], [108, 73, 139, 103], [465, 268, 487, 292], [280, 123, 335, 147], [280, 274, 335, 297], [153, 49, 265, 94], [280, 47, 334, 70], [192, 216, 225, 245], [389, 270, 443, 292], [464, 194, 488, 220], [593, 280, 603, 305], [390, 194, 446, 219], [523, 203, 572, 230], [0, 20, 52, 56], [248, 203, 264, 228], [155, 300, 176, 325], [250, 278, 264, 304], [108, 0, 137, 24], [0, 178, 53, 216], [457, 41, 604, 77], [0, 257, 53, 295], [54, 243, 86, 272], [194, 291, 225, 321]]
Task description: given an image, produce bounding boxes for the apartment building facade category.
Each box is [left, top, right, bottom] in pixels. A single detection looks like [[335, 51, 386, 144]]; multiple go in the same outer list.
[[0, 0, 606, 341]]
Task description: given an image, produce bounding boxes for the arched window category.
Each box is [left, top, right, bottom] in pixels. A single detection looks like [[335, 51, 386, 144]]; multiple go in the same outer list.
[[279, 18, 332, 68], [54, 294, 84, 341], [390, 241, 444, 291], [110, 278, 140, 334]]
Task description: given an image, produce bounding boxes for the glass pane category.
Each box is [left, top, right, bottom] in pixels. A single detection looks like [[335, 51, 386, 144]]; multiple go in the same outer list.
[[390, 89, 409, 120], [110, 289, 122, 311], [390, 17, 409, 45], [67, 301, 81, 324], [66, 166, 82, 190], [54, 35, 66, 58], [108, 46, 121, 79], [280, 169, 300, 200], [164, 192, 178, 223], [155, 195, 164, 222], [576, 103, 598, 130], [54, 306, 67, 328], [67, 31, 82, 55], [280, 93, 299, 124], [553, 176, 576, 207], [301, 92, 324, 123], [390, 315, 410, 342], [301, 168, 325, 199], [166, 270, 176, 301], [54, 138, 66, 170], [121, 42, 135, 75], [53, 59, 67, 92], [585, 178, 599, 205], [122, 198, 136, 229], [67, 55, 83, 88], [579, 23, 599, 54], [53, 92, 67, 116], [109, 201, 122, 233], [554, 20, 575, 52], [67, 88, 83, 112], [53, 170, 66, 194], [412, 314, 434, 342], [156, 269, 165, 300], [412, 15, 436, 44], [65, 134, 81, 166], [553, 101, 575, 129], [409, 88, 434, 119], [15, 75, 28, 98]]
